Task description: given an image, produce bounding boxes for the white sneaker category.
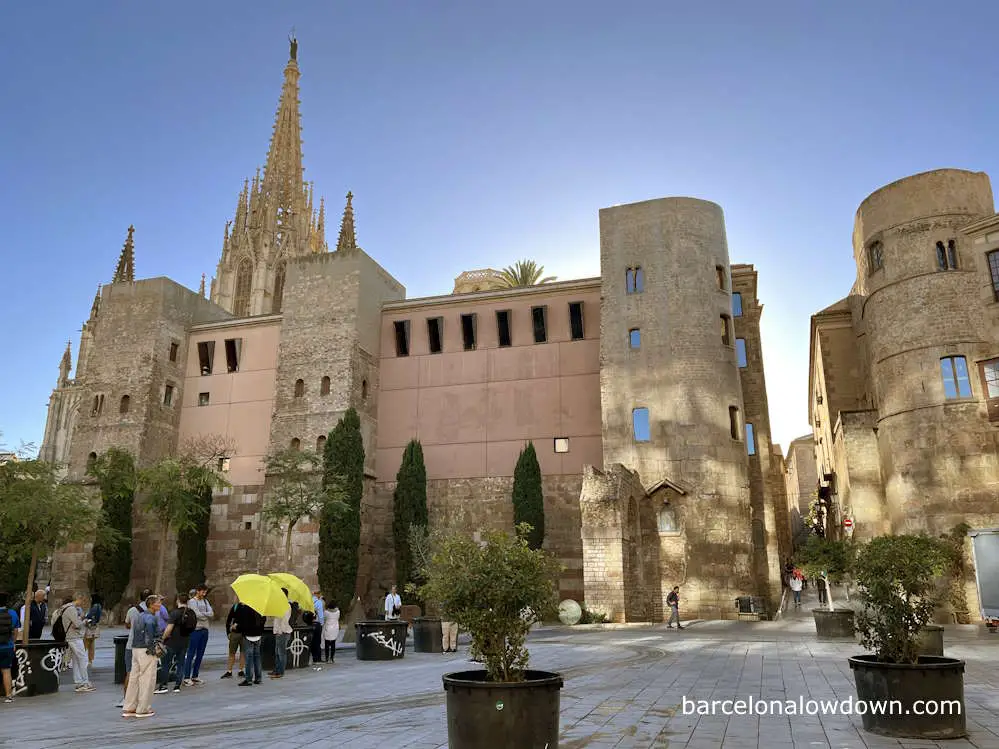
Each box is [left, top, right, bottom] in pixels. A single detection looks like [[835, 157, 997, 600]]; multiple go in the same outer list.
[[183, 679, 194, 686], [154, 686, 169, 694]]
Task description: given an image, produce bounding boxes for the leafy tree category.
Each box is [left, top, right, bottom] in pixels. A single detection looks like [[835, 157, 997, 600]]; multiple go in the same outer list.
[[87, 447, 137, 609], [512, 441, 544, 550], [939, 523, 972, 623], [318, 408, 365, 609], [496, 259, 556, 288], [263, 447, 344, 566], [392, 439, 428, 603], [416, 524, 561, 682], [0, 458, 117, 644], [175, 485, 213, 594]]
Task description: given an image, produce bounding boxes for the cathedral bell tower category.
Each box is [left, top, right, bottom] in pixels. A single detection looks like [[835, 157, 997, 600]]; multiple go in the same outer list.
[[210, 37, 328, 317]]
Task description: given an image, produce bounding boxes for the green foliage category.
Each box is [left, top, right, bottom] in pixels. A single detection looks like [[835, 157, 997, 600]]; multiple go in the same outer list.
[[392, 439, 428, 603], [87, 448, 137, 609], [794, 536, 856, 584], [579, 606, 608, 625], [853, 534, 951, 664], [416, 523, 561, 682], [512, 442, 544, 550], [263, 447, 344, 565], [497, 260, 556, 288], [175, 485, 212, 594], [318, 408, 365, 608], [939, 523, 972, 621]]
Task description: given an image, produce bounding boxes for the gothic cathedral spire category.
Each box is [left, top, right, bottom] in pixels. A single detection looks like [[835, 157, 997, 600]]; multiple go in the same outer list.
[[58, 340, 72, 387], [112, 225, 135, 283], [336, 191, 357, 253], [211, 38, 327, 317]]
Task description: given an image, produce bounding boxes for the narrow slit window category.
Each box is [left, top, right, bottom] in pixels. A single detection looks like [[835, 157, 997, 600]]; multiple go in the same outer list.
[[294, 379, 305, 398], [716, 265, 727, 290], [732, 292, 743, 317], [316, 435, 327, 453], [91, 394, 104, 416], [988, 250, 999, 302], [224, 338, 241, 372], [460, 313, 477, 351], [394, 320, 410, 357], [632, 407, 650, 442], [729, 406, 740, 440], [626, 266, 644, 294], [496, 310, 512, 347], [119, 395, 130, 414], [427, 317, 444, 354], [568, 302, 584, 340], [361, 379, 368, 400], [198, 392, 210, 406], [320, 376, 330, 395], [629, 329, 641, 349], [746, 423, 757, 455], [169, 342, 179, 362], [721, 315, 732, 346], [868, 240, 884, 273], [164, 384, 174, 407], [197, 341, 215, 375], [736, 338, 747, 367], [531, 306, 547, 343]]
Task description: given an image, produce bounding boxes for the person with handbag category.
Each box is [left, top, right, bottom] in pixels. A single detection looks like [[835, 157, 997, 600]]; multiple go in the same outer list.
[[122, 594, 163, 719], [384, 585, 402, 621]]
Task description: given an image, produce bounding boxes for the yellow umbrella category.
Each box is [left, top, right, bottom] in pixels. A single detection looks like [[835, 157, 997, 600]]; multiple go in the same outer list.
[[267, 572, 314, 613], [230, 574, 290, 618]]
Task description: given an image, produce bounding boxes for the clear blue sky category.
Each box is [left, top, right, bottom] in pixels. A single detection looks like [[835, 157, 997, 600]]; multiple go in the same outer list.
[[2, 1, 997, 454]]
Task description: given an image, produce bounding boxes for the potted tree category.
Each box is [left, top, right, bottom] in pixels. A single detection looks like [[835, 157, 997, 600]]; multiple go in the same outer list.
[[407, 524, 443, 653], [417, 523, 563, 748], [848, 534, 966, 739], [796, 535, 856, 638]]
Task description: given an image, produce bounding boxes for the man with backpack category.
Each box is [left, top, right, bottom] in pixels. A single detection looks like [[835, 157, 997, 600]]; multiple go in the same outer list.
[[155, 593, 196, 694], [0, 592, 22, 704], [52, 592, 95, 692]]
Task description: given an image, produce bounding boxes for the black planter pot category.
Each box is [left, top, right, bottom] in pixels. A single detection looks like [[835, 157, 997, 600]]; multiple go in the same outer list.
[[813, 608, 855, 639], [413, 617, 443, 653], [261, 626, 313, 672], [849, 654, 966, 739], [443, 669, 563, 748], [1, 641, 68, 697], [915, 625, 944, 656], [355, 621, 408, 660]]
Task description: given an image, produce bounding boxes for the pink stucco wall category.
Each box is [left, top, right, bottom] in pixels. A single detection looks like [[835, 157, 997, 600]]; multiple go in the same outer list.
[[376, 281, 603, 482], [178, 317, 281, 486]]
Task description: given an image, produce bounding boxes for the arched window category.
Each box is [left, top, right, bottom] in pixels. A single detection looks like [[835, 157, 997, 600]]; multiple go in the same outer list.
[[320, 376, 330, 396], [294, 379, 305, 398], [361, 379, 368, 400], [290, 438, 301, 451], [233, 257, 253, 317], [272, 261, 286, 313], [87, 452, 97, 469], [316, 435, 327, 453], [119, 395, 130, 414]]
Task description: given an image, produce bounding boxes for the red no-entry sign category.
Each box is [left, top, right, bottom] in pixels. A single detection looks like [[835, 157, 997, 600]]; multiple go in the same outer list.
[[844, 517, 854, 529]]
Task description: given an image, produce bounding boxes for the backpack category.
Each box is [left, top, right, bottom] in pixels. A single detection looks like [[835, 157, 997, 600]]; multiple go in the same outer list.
[[0, 609, 12, 646], [179, 607, 197, 636], [51, 605, 70, 642]]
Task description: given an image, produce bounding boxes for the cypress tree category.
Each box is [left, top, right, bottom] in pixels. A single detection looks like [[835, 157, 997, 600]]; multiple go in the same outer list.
[[512, 441, 544, 550], [87, 447, 136, 609], [318, 408, 365, 609], [392, 439, 428, 602]]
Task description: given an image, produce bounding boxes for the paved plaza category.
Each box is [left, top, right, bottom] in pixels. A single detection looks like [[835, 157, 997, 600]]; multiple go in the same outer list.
[[5, 605, 999, 748]]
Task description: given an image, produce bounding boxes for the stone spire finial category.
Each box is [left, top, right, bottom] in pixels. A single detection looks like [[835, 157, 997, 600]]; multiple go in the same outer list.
[[199, 273, 206, 297], [90, 284, 102, 318], [336, 191, 357, 253], [112, 225, 135, 283], [58, 340, 73, 386], [261, 42, 305, 213]]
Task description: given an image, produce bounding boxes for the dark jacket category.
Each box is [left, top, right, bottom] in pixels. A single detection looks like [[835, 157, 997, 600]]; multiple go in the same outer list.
[[29, 601, 47, 637], [232, 604, 265, 637], [225, 603, 240, 633]]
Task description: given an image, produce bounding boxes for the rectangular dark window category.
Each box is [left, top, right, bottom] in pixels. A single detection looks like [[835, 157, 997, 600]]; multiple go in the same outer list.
[[736, 338, 747, 367], [629, 329, 641, 349], [427, 317, 444, 354], [169, 342, 179, 362], [197, 341, 215, 375], [989, 250, 999, 302], [460, 313, 476, 351], [979, 359, 999, 421], [746, 423, 756, 455], [224, 338, 241, 373], [626, 266, 645, 294], [721, 315, 732, 346], [941, 356, 972, 399], [394, 320, 410, 357], [632, 407, 650, 442], [732, 292, 743, 317], [198, 392, 210, 407], [531, 306, 547, 343], [729, 406, 740, 440], [716, 265, 727, 290], [868, 241, 884, 272], [218, 457, 230, 472], [569, 302, 584, 340], [164, 384, 174, 406], [496, 310, 512, 347]]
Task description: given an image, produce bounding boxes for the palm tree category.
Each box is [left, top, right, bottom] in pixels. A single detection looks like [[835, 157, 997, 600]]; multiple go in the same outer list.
[[496, 260, 556, 288]]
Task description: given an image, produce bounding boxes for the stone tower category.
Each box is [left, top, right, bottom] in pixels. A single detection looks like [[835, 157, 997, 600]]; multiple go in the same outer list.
[[596, 197, 754, 618], [852, 169, 996, 534], [210, 38, 327, 317]]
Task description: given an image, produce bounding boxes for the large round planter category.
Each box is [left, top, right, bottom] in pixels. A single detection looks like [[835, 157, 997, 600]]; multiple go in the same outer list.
[[1, 641, 68, 697], [443, 670, 563, 748], [261, 626, 314, 672], [849, 655, 966, 739], [813, 608, 855, 639], [413, 617, 443, 653], [355, 621, 408, 660], [915, 625, 944, 656]]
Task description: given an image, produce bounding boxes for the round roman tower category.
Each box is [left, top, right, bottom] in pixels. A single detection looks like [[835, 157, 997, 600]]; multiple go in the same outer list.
[[854, 168, 995, 534]]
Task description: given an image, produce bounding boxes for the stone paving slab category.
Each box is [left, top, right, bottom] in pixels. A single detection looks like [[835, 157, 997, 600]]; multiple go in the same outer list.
[[4, 621, 998, 748]]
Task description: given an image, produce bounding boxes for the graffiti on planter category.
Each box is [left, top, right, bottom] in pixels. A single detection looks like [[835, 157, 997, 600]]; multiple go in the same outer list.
[[41, 647, 64, 673], [363, 630, 403, 656], [288, 631, 309, 667], [12, 649, 30, 696]]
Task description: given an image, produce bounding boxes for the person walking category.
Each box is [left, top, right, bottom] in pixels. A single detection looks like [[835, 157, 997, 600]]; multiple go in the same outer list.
[[0, 592, 22, 703], [155, 594, 196, 694], [789, 574, 803, 607], [59, 592, 96, 692], [83, 593, 103, 666], [183, 584, 213, 685], [221, 599, 245, 680], [269, 589, 292, 679], [310, 590, 325, 665], [322, 601, 340, 663], [666, 586, 684, 630], [233, 604, 264, 687], [122, 594, 162, 718], [384, 585, 401, 621]]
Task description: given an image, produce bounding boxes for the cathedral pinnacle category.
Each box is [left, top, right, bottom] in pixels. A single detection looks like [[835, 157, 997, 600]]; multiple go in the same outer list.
[[199, 273, 206, 298], [336, 191, 357, 253], [112, 225, 135, 283], [90, 284, 102, 318], [58, 340, 73, 386]]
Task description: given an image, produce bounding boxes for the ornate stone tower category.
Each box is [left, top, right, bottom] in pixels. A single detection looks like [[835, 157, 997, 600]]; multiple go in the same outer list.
[[210, 38, 327, 317]]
